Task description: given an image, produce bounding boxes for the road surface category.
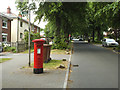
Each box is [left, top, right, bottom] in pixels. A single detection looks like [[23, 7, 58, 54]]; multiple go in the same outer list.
[[68, 41, 118, 89]]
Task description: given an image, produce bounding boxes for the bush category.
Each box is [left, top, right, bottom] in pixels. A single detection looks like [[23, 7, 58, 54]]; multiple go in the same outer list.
[[51, 40, 71, 50], [94, 41, 102, 44], [3, 47, 11, 52], [117, 45, 120, 50], [3, 46, 16, 53], [10, 47, 16, 52]]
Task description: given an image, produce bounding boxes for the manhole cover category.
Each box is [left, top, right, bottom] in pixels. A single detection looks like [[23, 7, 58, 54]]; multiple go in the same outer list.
[[72, 64, 79, 67]]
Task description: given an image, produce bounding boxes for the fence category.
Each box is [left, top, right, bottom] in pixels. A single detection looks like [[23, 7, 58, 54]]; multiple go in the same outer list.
[[2, 41, 34, 52]]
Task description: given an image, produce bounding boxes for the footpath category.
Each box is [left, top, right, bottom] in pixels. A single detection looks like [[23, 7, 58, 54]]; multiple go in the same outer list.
[[0, 52, 70, 89]]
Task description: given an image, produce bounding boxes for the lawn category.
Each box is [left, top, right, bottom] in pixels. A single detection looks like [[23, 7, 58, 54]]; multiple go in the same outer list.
[[43, 60, 63, 69], [22, 59, 68, 70], [0, 58, 12, 63]]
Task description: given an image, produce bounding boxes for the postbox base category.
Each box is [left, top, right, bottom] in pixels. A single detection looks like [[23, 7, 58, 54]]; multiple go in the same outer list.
[[34, 68, 43, 74]]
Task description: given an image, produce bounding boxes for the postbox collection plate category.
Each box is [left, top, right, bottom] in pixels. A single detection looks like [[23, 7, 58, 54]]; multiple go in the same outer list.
[[37, 48, 41, 54]]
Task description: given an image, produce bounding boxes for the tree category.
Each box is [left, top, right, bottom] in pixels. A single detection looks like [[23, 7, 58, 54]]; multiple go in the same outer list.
[[24, 31, 40, 43], [95, 2, 120, 41], [34, 2, 87, 49]]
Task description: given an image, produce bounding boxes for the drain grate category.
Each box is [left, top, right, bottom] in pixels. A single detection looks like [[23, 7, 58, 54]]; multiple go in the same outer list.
[[72, 64, 79, 67]]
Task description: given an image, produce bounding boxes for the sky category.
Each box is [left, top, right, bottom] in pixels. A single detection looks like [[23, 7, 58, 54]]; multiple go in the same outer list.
[[0, 0, 48, 29]]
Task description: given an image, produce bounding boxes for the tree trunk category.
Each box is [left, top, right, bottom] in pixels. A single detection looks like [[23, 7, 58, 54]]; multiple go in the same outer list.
[[92, 29, 95, 42], [97, 27, 101, 41], [55, 14, 61, 44], [53, 13, 62, 49], [114, 29, 117, 41]]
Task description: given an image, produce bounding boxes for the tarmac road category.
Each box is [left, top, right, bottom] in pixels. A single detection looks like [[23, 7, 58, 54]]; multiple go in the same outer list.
[[68, 41, 118, 88]]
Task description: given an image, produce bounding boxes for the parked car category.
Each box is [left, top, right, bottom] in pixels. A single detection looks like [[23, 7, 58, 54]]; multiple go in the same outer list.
[[102, 38, 119, 47], [79, 38, 84, 41], [72, 38, 79, 41]]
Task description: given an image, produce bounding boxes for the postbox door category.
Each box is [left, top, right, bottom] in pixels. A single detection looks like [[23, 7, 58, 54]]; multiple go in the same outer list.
[[36, 44, 43, 68]]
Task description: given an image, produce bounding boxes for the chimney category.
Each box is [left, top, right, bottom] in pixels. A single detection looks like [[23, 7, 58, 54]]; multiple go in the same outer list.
[[27, 19, 29, 22], [18, 12, 22, 18], [7, 6, 11, 14]]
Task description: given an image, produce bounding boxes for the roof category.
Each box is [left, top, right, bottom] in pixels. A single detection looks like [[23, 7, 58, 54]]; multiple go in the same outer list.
[[0, 12, 40, 28], [1, 12, 17, 19], [0, 12, 13, 20]]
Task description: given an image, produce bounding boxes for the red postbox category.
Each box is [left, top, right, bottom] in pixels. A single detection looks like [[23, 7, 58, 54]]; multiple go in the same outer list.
[[32, 39, 45, 74]]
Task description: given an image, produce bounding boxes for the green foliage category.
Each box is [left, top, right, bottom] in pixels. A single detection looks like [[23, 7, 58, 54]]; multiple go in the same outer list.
[[10, 47, 16, 52], [52, 40, 68, 50], [3, 47, 16, 53], [15, 2, 120, 49], [24, 32, 40, 42]]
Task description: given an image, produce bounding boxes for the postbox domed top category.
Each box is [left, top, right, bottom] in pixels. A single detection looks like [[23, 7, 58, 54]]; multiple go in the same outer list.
[[32, 39, 45, 42]]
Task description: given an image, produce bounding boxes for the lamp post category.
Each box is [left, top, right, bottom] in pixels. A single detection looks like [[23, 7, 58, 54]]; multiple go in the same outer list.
[[21, 1, 36, 67], [16, 17, 19, 53], [28, 0, 31, 67]]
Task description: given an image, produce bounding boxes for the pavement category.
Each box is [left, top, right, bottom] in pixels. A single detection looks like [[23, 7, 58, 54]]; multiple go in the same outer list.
[[67, 41, 118, 88], [0, 52, 70, 89]]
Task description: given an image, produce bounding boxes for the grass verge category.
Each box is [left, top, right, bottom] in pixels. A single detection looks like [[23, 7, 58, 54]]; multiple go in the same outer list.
[[22, 60, 68, 70], [0, 58, 12, 63]]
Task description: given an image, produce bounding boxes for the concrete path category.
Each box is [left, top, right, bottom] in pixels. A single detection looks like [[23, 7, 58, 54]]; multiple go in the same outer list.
[[0, 52, 70, 88], [68, 41, 118, 88]]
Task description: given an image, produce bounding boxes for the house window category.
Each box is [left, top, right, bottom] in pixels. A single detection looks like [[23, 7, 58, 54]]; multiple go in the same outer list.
[[24, 29, 28, 33], [20, 21, 23, 27], [2, 20, 7, 28], [20, 33, 23, 39], [37, 28, 39, 33], [32, 26, 34, 31], [2, 33, 8, 42], [2, 36, 7, 42]]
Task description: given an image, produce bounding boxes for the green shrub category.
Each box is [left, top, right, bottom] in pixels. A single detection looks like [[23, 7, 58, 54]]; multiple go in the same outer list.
[[3, 47, 10, 52], [3, 46, 16, 53], [93, 41, 102, 44], [51, 40, 71, 50], [117, 45, 120, 50], [13, 50, 16, 53], [10, 47, 16, 52]]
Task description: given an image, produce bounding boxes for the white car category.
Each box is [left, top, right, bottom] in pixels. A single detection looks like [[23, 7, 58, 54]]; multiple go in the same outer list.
[[102, 38, 119, 47], [79, 38, 84, 41], [72, 38, 79, 41]]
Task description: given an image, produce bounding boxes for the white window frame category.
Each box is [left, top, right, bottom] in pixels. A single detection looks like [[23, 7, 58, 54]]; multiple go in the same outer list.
[[2, 33, 8, 42], [2, 20, 7, 29], [20, 21, 23, 27], [32, 26, 34, 31], [37, 28, 39, 33], [20, 33, 23, 39]]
